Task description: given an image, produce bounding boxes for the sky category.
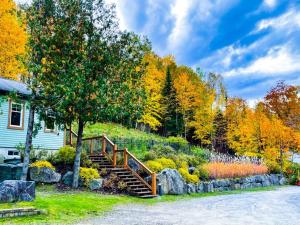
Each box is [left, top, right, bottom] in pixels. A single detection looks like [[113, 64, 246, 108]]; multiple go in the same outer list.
[[17, 0, 300, 106]]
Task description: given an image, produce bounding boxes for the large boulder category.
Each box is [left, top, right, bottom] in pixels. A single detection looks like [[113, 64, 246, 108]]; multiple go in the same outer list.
[[186, 183, 196, 194], [156, 169, 186, 195], [30, 167, 61, 183], [89, 178, 104, 191], [0, 180, 35, 203]]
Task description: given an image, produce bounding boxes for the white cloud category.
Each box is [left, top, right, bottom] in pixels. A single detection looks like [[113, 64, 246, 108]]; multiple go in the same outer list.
[[255, 9, 300, 32], [224, 45, 300, 77], [167, 0, 195, 51], [263, 0, 277, 9]]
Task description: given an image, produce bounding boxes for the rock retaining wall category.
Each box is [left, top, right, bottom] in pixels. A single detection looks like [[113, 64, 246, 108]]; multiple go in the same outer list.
[[156, 169, 286, 195], [0, 208, 41, 218]]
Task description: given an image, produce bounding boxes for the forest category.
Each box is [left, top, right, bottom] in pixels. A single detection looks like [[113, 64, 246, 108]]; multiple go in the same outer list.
[[1, 0, 300, 181]]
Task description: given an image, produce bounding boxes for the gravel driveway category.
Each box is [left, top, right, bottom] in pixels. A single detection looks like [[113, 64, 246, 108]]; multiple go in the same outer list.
[[79, 186, 300, 225]]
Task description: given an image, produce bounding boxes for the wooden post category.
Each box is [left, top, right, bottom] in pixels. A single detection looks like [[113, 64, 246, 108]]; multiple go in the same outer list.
[[90, 140, 94, 155], [101, 135, 106, 155], [113, 144, 117, 167], [124, 148, 128, 168], [151, 172, 156, 195], [69, 129, 72, 146]]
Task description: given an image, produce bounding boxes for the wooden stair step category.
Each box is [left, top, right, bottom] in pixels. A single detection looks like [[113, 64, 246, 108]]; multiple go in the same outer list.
[[136, 191, 152, 195], [139, 195, 157, 198]]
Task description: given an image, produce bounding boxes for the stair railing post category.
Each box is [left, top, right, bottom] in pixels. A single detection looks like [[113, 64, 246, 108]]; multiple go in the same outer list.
[[90, 140, 94, 155], [101, 134, 106, 155], [113, 144, 117, 167], [124, 148, 128, 168], [151, 172, 156, 195]]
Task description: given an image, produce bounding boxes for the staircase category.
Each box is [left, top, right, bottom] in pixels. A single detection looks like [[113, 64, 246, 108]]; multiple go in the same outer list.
[[85, 135, 157, 198]]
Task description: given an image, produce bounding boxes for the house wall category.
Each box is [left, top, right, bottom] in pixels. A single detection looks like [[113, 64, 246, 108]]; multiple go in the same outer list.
[[0, 99, 65, 158]]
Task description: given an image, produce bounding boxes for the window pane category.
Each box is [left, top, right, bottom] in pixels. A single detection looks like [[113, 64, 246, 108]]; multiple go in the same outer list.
[[11, 111, 21, 126], [12, 103, 22, 112], [8, 151, 13, 156], [45, 120, 55, 130]]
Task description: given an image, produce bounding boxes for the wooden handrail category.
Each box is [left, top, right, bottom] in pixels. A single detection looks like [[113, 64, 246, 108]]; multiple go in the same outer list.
[[85, 134, 156, 195]]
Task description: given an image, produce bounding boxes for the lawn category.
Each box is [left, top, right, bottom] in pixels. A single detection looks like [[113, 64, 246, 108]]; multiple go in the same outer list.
[[0, 185, 280, 224]]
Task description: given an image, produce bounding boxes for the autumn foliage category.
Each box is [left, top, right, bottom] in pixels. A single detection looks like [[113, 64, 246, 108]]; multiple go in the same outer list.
[[0, 0, 27, 80], [203, 162, 268, 179]]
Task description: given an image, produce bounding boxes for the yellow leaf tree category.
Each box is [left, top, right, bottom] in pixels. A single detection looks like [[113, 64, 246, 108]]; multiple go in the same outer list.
[[0, 0, 27, 80]]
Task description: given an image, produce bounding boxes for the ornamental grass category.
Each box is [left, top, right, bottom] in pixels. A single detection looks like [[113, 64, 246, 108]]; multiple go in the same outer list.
[[203, 162, 268, 179]]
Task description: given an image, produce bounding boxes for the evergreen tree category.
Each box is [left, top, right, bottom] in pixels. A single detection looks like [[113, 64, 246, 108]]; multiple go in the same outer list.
[[161, 67, 182, 136], [213, 110, 229, 153]]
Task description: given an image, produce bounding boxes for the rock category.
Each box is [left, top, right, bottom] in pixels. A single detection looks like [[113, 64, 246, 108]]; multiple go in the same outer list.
[[279, 176, 286, 185], [89, 178, 104, 190], [269, 174, 280, 185], [30, 167, 61, 183], [0, 163, 23, 182], [128, 159, 140, 172], [231, 183, 241, 190], [186, 183, 196, 194], [254, 175, 263, 183], [203, 182, 214, 192], [197, 182, 204, 193], [188, 167, 196, 174], [156, 169, 186, 195], [0, 180, 35, 202], [262, 179, 271, 187], [62, 171, 83, 187]]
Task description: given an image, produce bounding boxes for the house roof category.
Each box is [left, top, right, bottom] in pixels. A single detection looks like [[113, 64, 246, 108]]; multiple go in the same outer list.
[[0, 77, 31, 96]]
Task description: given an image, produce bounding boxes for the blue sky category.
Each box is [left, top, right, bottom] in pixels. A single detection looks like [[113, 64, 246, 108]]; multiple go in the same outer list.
[[18, 0, 300, 106]]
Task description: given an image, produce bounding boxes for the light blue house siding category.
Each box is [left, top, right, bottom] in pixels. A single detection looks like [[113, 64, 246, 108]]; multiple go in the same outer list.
[[0, 99, 65, 156]]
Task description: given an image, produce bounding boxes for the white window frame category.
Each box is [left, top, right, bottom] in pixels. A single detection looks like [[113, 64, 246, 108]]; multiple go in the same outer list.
[[8, 100, 24, 130]]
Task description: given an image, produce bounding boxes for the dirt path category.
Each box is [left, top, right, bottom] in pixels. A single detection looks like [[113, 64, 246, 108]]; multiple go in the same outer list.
[[79, 186, 300, 225]]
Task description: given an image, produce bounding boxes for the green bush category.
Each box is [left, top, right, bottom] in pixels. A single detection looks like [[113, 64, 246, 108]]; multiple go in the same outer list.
[[145, 160, 163, 173], [156, 157, 176, 169], [178, 167, 199, 184], [194, 165, 209, 180], [285, 163, 300, 185], [56, 146, 76, 165], [143, 151, 157, 161], [151, 145, 176, 157]]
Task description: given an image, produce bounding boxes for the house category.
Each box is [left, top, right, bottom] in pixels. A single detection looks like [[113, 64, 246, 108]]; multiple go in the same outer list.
[[0, 77, 65, 160]]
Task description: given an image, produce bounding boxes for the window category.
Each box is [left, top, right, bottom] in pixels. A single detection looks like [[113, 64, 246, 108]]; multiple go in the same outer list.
[[44, 111, 56, 133], [8, 100, 24, 129]]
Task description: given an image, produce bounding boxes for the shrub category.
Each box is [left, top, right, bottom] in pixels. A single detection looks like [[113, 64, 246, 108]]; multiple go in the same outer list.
[[143, 151, 157, 161], [117, 181, 127, 191], [194, 165, 209, 180], [145, 160, 163, 173], [156, 157, 176, 169], [203, 162, 268, 179], [285, 163, 300, 185], [152, 145, 176, 157], [30, 160, 55, 170], [102, 173, 119, 190], [178, 167, 199, 184], [56, 146, 76, 165], [99, 168, 108, 176], [79, 167, 100, 186]]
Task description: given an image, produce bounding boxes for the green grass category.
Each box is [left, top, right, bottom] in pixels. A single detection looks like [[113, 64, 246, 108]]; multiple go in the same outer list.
[[0, 185, 282, 224], [83, 122, 166, 141]]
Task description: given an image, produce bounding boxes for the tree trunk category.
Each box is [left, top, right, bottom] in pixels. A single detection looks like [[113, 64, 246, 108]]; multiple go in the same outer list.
[[72, 118, 84, 188], [21, 105, 35, 181]]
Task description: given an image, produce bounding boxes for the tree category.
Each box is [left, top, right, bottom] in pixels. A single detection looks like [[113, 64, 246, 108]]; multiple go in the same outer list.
[[21, 0, 49, 180], [32, 0, 150, 188], [174, 72, 200, 138], [161, 66, 181, 136], [264, 81, 300, 131], [212, 110, 228, 153], [138, 53, 165, 131], [0, 0, 27, 80]]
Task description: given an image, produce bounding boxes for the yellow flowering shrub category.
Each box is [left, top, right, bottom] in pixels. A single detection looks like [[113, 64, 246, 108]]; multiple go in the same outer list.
[[30, 160, 55, 170], [156, 157, 176, 169], [79, 167, 100, 186], [145, 160, 163, 173], [178, 167, 199, 184]]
